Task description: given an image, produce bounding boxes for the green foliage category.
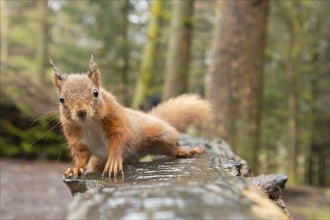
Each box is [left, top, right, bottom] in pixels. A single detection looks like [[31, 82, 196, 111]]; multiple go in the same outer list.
[[0, 101, 68, 160], [260, 1, 330, 183]]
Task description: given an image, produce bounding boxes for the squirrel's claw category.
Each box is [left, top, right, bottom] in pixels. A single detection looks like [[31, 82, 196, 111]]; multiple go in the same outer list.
[[63, 167, 86, 179], [102, 156, 124, 179], [80, 168, 86, 175], [63, 168, 72, 179]]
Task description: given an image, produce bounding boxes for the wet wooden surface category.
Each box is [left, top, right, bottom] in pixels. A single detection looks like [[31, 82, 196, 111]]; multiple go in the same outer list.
[[63, 135, 289, 220]]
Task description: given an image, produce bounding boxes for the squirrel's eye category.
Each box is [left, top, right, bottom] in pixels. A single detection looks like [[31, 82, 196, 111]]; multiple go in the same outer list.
[[59, 96, 65, 104], [93, 89, 99, 98]]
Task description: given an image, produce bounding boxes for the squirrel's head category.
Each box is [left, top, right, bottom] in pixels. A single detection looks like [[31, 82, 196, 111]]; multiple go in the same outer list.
[[51, 55, 104, 123]]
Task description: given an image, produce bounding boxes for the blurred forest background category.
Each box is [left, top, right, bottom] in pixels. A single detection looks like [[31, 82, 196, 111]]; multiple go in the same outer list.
[[0, 0, 329, 187]]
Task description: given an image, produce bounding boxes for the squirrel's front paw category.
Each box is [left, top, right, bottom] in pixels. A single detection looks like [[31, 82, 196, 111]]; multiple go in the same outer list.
[[103, 156, 123, 179], [63, 167, 86, 179]]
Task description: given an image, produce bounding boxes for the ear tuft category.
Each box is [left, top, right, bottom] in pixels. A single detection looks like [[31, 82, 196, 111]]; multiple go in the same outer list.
[[87, 54, 100, 88], [50, 59, 65, 92]]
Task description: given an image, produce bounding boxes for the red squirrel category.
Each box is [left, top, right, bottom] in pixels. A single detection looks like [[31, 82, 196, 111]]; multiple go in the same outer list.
[[51, 55, 212, 178]]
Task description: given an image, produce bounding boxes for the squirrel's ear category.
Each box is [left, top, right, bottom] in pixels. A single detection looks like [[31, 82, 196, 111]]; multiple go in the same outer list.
[[50, 59, 65, 91], [87, 54, 100, 88]]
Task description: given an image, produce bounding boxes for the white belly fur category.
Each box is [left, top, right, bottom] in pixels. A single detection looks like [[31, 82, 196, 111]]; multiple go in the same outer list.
[[80, 119, 108, 159]]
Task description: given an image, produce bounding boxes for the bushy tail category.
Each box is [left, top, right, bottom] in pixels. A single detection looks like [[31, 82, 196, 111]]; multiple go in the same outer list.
[[149, 94, 212, 132]]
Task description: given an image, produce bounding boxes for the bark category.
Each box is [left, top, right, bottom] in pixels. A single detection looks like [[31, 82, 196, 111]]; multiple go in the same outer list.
[[63, 135, 290, 220], [163, 0, 194, 100], [206, 0, 269, 173], [132, 1, 163, 109]]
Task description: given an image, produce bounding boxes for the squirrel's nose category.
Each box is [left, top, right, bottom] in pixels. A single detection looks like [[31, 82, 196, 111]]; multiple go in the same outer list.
[[77, 110, 87, 119]]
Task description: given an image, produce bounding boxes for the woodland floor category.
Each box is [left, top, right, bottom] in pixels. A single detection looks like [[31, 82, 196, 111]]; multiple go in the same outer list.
[[0, 159, 329, 220]]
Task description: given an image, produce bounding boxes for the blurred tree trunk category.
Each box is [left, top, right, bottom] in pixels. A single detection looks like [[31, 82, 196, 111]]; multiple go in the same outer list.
[[1, 0, 8, 65], [163, 0, 194, 100], [204, 1, 224, 99], [119, 0, 130, 104], [132, 1, 163, 109], [306, 70, 329, 186], [238, 1, 268, 174], [205, 0, 269, 174], [286, 24, 300, 184], [307, 117, 330, 186], [35, 0, 50, 84], [277, 1, 302, 184]]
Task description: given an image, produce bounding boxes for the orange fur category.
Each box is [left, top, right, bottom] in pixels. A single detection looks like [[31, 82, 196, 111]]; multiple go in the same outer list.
[[52, 56, 211, 178]]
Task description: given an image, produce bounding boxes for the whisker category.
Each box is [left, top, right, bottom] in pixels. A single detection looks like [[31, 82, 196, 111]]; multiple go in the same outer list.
[[27, 121, 62, 150], [30, 110, 58, 127], [56, 128, 66, 162], [57, 147, 62, 162], [57, 142, 69, 162]]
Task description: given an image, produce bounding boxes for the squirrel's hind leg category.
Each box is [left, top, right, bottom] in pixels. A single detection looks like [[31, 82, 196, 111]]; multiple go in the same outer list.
[[143, 124, 206, 158]]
